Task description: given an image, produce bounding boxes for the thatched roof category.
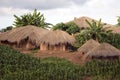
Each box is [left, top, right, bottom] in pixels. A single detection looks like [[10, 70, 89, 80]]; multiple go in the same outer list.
[[40, 30, 76, 45], [107, 27, 120, 34], [73, 16, 113, 29], [77, 39, 100, 53], [85, 43, 120, 58], [0, 25, 48, 46]]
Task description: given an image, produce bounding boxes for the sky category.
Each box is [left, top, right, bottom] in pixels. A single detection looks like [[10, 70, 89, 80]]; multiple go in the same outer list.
[[0, 0, 120, 29]]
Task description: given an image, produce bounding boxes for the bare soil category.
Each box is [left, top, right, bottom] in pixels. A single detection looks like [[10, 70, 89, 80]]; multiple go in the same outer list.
[[21, 50, 85, 64]]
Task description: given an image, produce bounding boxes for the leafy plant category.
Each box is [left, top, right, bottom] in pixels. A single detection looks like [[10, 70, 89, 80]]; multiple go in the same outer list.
[[13, 9, 51, 28], [53, 22, 80, 34], [80, 19, 111, 42], [117, 16, 120, 26], [0, 26, 13, 32]]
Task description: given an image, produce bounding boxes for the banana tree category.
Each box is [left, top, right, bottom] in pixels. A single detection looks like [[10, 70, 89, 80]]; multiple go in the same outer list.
[[80, 19, 112, 42]]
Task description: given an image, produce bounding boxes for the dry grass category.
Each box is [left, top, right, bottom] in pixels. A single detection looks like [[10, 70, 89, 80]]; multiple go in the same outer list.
[[77, 39, 100, 54], [40, 30, 76, 45], [107, 26, 120, 34], [0, 25, 48, 46], [74, 16, 113, 29], [85, 43, 120, 58]]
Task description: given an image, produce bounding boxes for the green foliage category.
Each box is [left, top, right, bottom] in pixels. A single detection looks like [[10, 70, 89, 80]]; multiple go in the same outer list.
[[1, 45, 120, 80], [0, 26, 13, 32], [53, 22, 66, 30], [74, 18, 120, 50], [81, 19, 111, 41], [66, 22, 80, 34], [13, 9, 50, 28], [100, 33, 120, 49], [53, 22, 80, 34], [117, 16, 120, 26], [75, 32, 120, 49], [75, 34, 91, 48]]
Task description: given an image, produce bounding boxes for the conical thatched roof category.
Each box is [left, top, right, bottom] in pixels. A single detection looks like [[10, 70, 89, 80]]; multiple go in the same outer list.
[[85, 43, 120, 58], [40, 30, 76, 45], [0, 25, 48, 46], [74, 16, 94, 29], [77, 39, 100, 53], [74, 16, 112, 29], [107, 27, 120, 34]]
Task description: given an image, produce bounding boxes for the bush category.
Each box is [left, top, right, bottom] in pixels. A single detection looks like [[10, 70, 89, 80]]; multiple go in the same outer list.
[[75, 33, 120, 49], [100, 33, 120, 49]]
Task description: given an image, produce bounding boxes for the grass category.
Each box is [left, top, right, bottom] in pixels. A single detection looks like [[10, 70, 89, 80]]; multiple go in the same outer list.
[[0, 45, 120, 80]]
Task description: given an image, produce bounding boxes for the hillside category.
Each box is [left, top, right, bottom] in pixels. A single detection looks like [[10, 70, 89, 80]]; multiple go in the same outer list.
[[0, 45, 120, 80]]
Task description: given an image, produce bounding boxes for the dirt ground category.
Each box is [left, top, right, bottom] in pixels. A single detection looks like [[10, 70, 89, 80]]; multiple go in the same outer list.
[[21, 50, 85, 64]]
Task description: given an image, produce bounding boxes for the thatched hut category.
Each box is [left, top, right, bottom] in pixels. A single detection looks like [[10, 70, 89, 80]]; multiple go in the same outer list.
[[84, 43, 120, 60], [74, 16, 112, 29], [40, 30, 76, 51], [77, 39, 100, 54], [0, 25, 48, 50], [107, 27, 120, 34]]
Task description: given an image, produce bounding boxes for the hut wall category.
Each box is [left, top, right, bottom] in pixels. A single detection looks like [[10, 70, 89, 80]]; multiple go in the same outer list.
[[49, 45, 54, 50], [62, 44, 66, 51], [51, 44, 66, 51], [54, 45, 59, 50], [0, 41, 3, 45], [25, 42, 35, 50], [40, 43, 70, 51], [40, 43, 48, 50], [40, 43, 72, 51]]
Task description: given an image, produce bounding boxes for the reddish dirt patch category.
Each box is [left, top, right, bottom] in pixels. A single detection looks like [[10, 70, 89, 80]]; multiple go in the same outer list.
[[21, 50, 85, 64]]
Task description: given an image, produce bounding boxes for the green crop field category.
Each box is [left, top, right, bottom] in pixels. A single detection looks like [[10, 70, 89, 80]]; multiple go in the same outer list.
[[0, 45, 120, 80]]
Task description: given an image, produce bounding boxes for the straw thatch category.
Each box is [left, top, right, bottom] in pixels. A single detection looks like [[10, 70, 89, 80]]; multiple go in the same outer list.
[[40, 30, 76, 51], [77, 39, 100, 54], [107, 27, 120, 34], [84, 43, 120, 59], [40, 30, 75, 45], [0, 25, 48, 49], [74, 16, 113, 29]]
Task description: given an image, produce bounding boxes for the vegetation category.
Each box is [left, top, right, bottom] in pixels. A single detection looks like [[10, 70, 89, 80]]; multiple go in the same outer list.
[[1, 9, 120, 79], [75, 32, 120, 49], [13, 9, 50, 28], [100, 33, 120, 49], [0, 26, 13, 32], [117, 16, 120, 26], [80, 19, 111, 41], [53, 22, 80, 34], [74, 19, 116, 48], [75, 33, 91, 48], [0, 45, 120, 80]]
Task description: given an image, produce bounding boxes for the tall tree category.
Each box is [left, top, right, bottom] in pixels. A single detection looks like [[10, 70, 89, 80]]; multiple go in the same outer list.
[[80, 19, 111, 41], [13, 9, 50, 28]]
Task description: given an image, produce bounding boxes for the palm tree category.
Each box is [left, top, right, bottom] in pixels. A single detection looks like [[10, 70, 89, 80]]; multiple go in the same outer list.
[[80, 19, 112, 42]]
